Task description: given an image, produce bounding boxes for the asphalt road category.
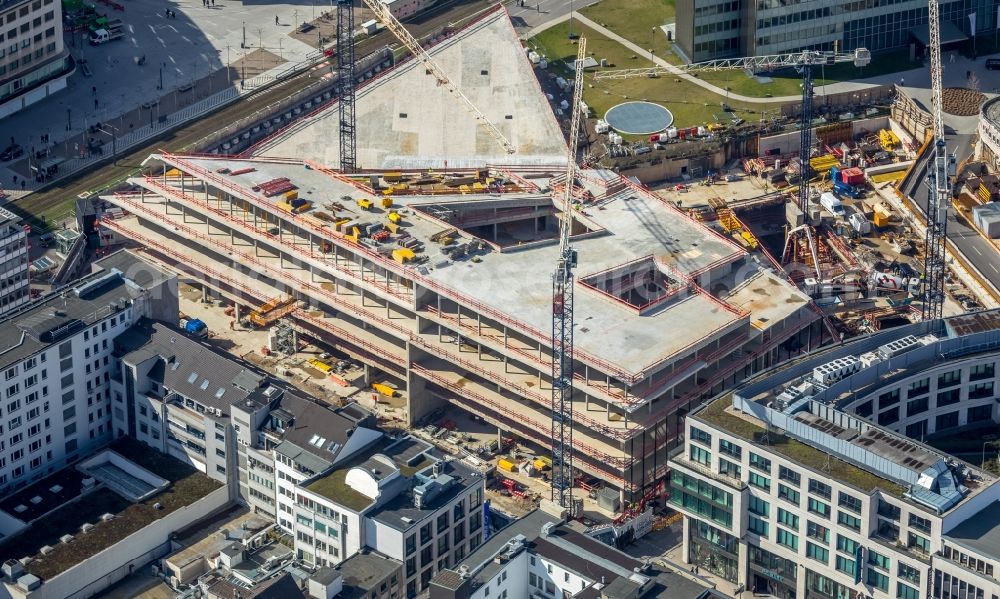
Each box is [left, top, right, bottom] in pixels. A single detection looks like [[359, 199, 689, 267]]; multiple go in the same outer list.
[[903, 133, 1000, 295]]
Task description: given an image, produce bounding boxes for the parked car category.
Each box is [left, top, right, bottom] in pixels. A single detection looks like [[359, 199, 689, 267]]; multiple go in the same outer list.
[[0, 144, 24, 162]]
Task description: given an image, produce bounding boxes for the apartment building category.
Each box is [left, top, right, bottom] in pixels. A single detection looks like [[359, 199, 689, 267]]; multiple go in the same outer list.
[[0, 207, 29, 315], [102, 153, 822, 501], [670, 311, 1000, 599], [294, 436, 485, 597], [0, 250, 176, 498], [429, 509, 723, 599], [674, 0, 995, 62], [0, 0, 71, 119]]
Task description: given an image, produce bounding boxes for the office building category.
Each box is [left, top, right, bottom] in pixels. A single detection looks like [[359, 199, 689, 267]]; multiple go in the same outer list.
[[0, 250, 176, 498], [674, 0, 996, 62], [0, 206, 29, 314], [670, 311, 1000, 599], [0, 0, 72, 119]]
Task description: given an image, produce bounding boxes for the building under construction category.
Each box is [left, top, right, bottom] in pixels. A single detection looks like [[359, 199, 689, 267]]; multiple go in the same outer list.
[[101, 154, 823, 500]]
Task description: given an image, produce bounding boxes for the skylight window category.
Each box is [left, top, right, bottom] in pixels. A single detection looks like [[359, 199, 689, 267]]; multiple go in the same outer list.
[[200, 379, 210, 390], [215, 388, 226, 399], [187, 372, 199, 384]]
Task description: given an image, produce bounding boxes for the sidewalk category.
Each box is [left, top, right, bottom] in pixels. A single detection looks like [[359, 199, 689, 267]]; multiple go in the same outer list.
[[663, 543, 745, 598], [0, 0, 324, 199], [525, 12, 1000, 106]]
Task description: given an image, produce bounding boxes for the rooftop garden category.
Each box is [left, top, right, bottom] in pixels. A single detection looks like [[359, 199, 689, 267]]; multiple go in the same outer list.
[[0, 438, 221, 580]]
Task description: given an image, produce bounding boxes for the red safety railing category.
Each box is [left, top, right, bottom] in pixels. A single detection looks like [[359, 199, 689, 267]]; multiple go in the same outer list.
[[111, 193, 413, 342], [102, 218, 406, 374], [165, 153, 639, 381], [139, 176, 414, 303], [411, 364, 632, 470]]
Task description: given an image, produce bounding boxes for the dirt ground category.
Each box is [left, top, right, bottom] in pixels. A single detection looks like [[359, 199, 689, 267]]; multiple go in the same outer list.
[[177, 283, 370, 407]]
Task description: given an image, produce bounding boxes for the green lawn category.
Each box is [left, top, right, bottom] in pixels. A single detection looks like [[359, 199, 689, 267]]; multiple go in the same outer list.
[[695, 48, 921, 98], [528, 23, 785, 131], [576, 1, 923, 98], [579, 0, 683, 66]]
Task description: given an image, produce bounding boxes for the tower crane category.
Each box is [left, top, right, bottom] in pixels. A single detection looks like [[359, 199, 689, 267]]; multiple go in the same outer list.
[[336, 0, 357, 172], [344, 0, 515, 156], [593, 49, 871, 215], [551, 37, 587, 510], [921, 0, 954, 320]]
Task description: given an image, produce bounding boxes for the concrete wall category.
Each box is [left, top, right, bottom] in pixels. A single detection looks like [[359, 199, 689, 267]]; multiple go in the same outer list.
[[0, 485, 229, 599]]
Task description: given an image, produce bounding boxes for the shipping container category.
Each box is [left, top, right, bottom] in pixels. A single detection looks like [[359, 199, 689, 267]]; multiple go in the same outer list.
[[497, 458, 515, 472]]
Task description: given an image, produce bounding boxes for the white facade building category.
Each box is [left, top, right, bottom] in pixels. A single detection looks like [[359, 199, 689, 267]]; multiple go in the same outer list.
[[671, 312, 1000, 599], [0, 0, 72, 119], [0, 250, 176, 497]]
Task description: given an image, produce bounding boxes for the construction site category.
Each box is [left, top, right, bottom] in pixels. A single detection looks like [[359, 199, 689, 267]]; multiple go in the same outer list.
[[68, 0, 1000, 514]]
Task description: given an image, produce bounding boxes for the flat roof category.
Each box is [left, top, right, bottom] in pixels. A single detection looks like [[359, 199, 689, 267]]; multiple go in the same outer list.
[[143, 154, 811, 380], [256, 9, 567, 168], [4, 438, 221, 581], [945, 500, 1000, 559], [335, 551, 402, 595], [0, 251, 166, 368]]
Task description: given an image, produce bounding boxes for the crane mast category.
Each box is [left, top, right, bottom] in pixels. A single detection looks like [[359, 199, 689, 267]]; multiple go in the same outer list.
[[336, 0, 357, 172], [921, 0, 950, 320], [360, 0, 515, 154], [551, 38, 587, 510]]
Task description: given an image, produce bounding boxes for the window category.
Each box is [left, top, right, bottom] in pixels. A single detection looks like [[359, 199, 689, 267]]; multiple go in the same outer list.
[[777, 508, 798, 530], [689, 445, 711, 466], [878, 406, 900, 425], [778, 484, 800, 506], [718, 458, 741, 479], [897, 563, 920, 585], [970, 362, 995, 381], [690, 426, 711, 446], [838, 492, 861, 513], [778, 466, 800, 486], [775, 528, 798, 550], [937, 369, 961, 388], [878, 389, 900, 408], [907, 513, 931, 534], [718, 439, 742, 459], [968, 404, 992, 423], [906, 396, 929, 416], [937, 387, 961, 406], [866, 569, 889, 592], [835, 555, 856, 577], [837, 511, 861, 531], [748, 495, 769, 517], [868, 549, 890, 570], [907, 532, 930, 554], [906, 378, 929, 398], [807, 521, 829, 543], [896, 582, 919, 599], [748, 472, 770, 491], [749, 452, 771, 473], [808, 498, 830, 518], [968, 382, 994, 400], [836, 535, 858, 554], [748, 515, 769, 537], [808, 479, 831, 499], [935, 411, 959, 430], [806, 542, 829, 564]]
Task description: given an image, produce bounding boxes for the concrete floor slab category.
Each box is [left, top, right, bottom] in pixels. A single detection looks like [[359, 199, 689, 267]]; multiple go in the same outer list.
[[256, 10, 567, 168]]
